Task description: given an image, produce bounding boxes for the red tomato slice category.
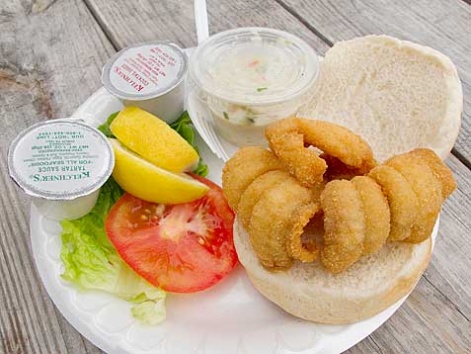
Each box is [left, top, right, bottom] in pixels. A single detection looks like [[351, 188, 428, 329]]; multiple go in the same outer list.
[[105, 174, 238, 293]]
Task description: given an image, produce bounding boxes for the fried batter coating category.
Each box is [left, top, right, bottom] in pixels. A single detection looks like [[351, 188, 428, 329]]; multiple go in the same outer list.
[[351, 176, 390, 255], [368, 165, 418, 241], [386, 153, 442, 243], [249, 177, 317, 270], [320, 180, 365, 274], [321, 153, 377, 181], [408, 148, 456, 199], [288, 202, 322, 263], [265, 118, 375, 188], [222, 146, 283, 211], [237, 170, 289, 230], [266, 119, 327, 188]]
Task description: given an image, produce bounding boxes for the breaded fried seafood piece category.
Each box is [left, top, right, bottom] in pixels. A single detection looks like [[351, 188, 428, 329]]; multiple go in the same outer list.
[[321, 153, 377, 181], [249, 177, 319, 270], [265, 118, 375, 188], [368, 165, 419, 242], [222, 146, 283, 210], [408, 148, 456, 199], [351, 176, 390, 255], [237, 170, 289, 229], [386, 153, 443, 244], [320, 180, 365, 274]]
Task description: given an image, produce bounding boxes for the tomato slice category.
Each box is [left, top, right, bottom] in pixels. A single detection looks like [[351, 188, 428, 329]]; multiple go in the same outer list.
[[105, 174, 238, 293]]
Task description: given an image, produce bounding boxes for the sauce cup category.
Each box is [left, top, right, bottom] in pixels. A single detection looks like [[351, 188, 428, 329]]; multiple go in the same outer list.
[[8, 119, 114, 221], [102, 41, 188, 123], [188, 27, 320, 146]]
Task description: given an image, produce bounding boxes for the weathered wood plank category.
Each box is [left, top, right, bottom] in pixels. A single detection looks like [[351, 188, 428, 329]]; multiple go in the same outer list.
[[0, 0, 114, 353], [278, 0, 471, 164], [83, 0, 330, 53]]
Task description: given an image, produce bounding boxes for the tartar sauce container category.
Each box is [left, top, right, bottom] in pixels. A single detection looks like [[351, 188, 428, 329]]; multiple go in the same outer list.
[[189, 27, 320, 146], [8, 120, 114, 221], [101, 41, 188, 123]]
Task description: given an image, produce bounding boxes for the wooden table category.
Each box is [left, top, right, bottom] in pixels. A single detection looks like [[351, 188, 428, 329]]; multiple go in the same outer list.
[[1, 0, 469, 353]]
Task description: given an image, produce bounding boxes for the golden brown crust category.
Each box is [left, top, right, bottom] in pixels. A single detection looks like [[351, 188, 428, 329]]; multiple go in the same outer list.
[[265, 118, 375, 188], [351, 176, 390, 255], [222, 146, 283, 210], [249, 177, 317, 270], [408, 148, 456, 199], [386, 153, 442, 243], [368, 165, 419, 241], [237, 170, 290, 230], [320, 180, 365, 273]]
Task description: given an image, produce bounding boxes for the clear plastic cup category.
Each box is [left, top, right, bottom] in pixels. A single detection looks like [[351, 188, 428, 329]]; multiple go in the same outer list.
[[8, 119, 114, 221], [188, 27, 320, 146]]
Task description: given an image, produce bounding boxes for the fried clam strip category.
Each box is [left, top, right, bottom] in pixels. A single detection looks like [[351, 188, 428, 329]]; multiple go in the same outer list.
[[222, 146, 283, 211], [320, 180, 365, 274], [320, 153, 377, 181], [265, 118, 375, 188], [237, 170, 290, 230], [288, 203, 322, 263], [386, 152, 443, 244], [409, 148, 456, 199], [368, 165, 418, 241], [351, 176, 390, 255], [249, 177, 318, 270]]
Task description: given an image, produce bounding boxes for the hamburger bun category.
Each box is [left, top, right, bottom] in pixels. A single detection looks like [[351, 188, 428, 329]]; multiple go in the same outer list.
[[234, 218, 432, 324], [298, 35, 463, 162]]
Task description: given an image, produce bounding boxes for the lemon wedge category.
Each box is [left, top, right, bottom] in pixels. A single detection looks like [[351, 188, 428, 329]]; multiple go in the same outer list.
[[110, 139, 209, 204], [110, 106, 199, 172]]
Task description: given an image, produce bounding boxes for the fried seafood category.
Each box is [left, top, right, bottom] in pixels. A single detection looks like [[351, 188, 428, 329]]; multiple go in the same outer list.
[[222, 146, 283, 210], [265, 118, 375, 187], [320, 180, 365, 274], [221, 116, 456, 275], [368, 165, 419, 242], [249, 177, 319, 270], [288, 203, 322, 263], [321, 153, 377, 181], [386, 153, 442, 243], [408, 148, 456, 199], [351, 176, 390, 255], [237, 170, 289, 229]]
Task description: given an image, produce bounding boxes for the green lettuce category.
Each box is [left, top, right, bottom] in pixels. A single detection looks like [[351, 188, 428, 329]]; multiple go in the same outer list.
[[170, 111, 209, 177], [60, 178, 166, 325], [98, 110, 209, 176]]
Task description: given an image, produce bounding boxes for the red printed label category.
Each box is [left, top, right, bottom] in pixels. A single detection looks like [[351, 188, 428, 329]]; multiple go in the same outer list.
[[109, 44, 183, 96]]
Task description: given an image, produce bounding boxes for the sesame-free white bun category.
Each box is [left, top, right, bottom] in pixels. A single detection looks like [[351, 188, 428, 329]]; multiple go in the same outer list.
[[299, 35, 463, 162], [234, 219, 432, 324]]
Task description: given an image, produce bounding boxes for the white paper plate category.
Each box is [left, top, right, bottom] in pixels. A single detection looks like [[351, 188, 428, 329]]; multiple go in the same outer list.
[[30, 87, 438, 354]]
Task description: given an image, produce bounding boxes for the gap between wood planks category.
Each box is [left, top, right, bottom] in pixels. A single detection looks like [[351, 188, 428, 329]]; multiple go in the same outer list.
[[82, 0, 120, 51]]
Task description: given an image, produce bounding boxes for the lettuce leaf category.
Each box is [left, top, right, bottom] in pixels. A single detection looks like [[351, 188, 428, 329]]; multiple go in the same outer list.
[[60, 178, 166, 325], [98, 110, 209, 176], [170, 111, 209, 177]]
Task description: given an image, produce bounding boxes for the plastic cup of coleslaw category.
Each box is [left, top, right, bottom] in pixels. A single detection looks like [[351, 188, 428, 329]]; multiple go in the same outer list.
[[188, 27, 320, 146], [101, 41, 188, 123], [8, 119, 114, 221]]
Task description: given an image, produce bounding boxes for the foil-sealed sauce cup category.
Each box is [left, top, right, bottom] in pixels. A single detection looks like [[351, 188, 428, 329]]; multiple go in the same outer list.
[[101, 41, 188, 123], [8, 120, 114, 221]]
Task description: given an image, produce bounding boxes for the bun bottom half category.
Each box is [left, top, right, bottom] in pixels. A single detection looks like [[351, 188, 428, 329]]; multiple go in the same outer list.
[[234, 219, 432, 324]]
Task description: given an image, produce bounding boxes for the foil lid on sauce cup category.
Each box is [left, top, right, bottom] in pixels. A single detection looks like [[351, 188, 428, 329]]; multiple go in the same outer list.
[[101, 41, 188, 123], [8, 119, 114, 220]]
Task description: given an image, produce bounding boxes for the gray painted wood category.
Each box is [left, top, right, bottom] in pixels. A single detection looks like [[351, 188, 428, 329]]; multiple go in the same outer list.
[[0, 0, 113, 353], [277, 0, 471, 165], [83, 0, 331, 54], [0, 0, 469, 353]]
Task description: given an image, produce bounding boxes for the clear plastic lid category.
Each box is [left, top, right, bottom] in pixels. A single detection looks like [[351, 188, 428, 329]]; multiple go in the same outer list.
[[101, 41, 187, 100], [8, 120, 114, 200], [189, 27, 319, 105]]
